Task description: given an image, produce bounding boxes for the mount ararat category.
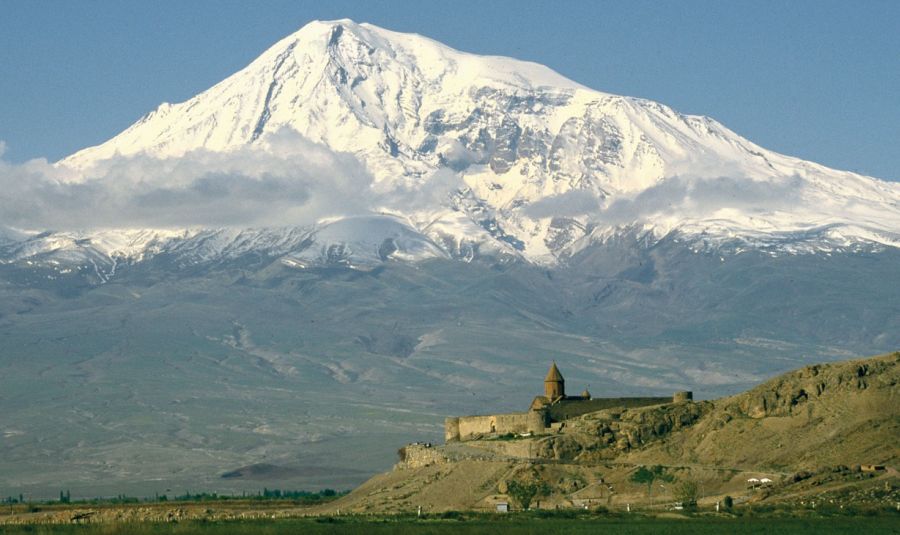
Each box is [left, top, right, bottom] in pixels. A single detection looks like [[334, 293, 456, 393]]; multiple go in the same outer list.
[[6, 19, 900, 269], [0, 20, 898, 497]]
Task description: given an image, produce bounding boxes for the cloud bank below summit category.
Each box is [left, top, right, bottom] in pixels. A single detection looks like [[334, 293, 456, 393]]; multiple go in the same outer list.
[[0, 131, 381, 230], [0, 126, 897, 254]]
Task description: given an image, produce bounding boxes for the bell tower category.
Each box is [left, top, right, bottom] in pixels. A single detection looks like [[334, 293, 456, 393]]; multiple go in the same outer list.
[[544, 361, 565, 400]]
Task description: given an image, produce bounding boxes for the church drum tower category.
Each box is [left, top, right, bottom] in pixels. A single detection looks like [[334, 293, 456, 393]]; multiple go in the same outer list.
[[544, 361, 565, 400]]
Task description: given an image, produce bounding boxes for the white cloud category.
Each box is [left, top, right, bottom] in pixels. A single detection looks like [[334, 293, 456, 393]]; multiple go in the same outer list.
[[522, 189, 603, 219], [0, 128, 821, 240], [0, 129, 377, 230], [589, 174, 806, 225], [376, 167, 466, 211]]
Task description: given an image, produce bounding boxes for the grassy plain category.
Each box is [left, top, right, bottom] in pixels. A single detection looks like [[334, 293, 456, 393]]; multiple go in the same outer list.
[[1, 515, 898, 535]]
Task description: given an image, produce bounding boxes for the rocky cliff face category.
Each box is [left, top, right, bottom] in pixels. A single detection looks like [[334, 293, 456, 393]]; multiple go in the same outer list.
[[731, 354, 898, 419], [628, 352, 900, 470]]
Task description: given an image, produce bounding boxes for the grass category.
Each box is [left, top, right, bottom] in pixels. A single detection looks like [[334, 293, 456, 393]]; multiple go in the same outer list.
[[1, 515, 898, 535]]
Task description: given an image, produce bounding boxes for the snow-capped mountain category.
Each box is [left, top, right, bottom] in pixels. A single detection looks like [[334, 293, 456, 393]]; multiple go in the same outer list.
[[10, 19, 900, 269], [4, 20, 900, 498]]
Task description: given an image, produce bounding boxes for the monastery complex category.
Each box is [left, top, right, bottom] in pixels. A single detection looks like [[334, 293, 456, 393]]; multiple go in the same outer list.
[[445, 362, 692, 442]]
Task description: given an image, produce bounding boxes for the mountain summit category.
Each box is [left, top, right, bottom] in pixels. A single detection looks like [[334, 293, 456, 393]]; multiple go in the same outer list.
[[32, 19, 900, 264]]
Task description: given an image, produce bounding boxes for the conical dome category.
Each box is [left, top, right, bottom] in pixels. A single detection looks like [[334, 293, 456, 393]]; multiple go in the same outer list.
[[544, 361, 564, 382], [544, 362, 565, 399]]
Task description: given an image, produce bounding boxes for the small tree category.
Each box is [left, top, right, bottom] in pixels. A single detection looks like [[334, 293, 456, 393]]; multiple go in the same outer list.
[[629, 465, 674, 496], [673, 479, 700, 508], [507, 481, 549, 511], [723, 495, 734, 510]]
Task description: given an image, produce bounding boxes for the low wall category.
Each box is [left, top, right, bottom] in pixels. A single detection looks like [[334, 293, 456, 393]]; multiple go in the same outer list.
[[397, 444, 448, 469], [547, 397, 673, 421], [463, 438, 539, 458]]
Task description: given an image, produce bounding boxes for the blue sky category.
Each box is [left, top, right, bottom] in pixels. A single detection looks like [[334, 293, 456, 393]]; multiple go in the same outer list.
[[1, 0, 897, 180]]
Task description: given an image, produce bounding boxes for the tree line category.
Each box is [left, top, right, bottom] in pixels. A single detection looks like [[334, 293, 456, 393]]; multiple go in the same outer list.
[[4, 488, 346, 505]]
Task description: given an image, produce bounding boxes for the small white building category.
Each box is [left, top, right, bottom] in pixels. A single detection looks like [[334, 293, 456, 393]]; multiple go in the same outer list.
[[496, 502, 509, 513]]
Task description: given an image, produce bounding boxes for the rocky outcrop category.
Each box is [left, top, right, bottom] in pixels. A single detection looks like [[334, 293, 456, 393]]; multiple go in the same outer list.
[[729, 352, 899, 419], [529, 400, 711, 461]]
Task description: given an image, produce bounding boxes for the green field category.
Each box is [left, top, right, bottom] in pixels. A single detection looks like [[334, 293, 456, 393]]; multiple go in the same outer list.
[[3, 516, 899, 535]]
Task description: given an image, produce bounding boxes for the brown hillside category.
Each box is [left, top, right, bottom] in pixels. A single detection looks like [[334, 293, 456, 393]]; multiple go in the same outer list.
[[628, 351, 899, 471]]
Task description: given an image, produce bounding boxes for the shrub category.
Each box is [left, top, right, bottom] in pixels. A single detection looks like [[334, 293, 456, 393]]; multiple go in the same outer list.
[[535, 509, 577, 519]]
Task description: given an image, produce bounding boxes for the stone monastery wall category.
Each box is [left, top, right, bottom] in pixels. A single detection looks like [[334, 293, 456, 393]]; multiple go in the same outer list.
[[445, 411, 546, 442]]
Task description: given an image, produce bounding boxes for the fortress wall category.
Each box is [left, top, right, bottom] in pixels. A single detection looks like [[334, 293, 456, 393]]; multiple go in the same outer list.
[[444, 417, 460, 442], [457, 415, 494, 440], [493, 413, 536, 435], [450, 411, 545, 442], [445, 395, 687, 443]]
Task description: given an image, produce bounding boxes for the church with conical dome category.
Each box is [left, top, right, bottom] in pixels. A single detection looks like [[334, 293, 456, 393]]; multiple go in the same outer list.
[[544, 361, 565, 400], [528, 361, 592, 410], [445, 362, 691, 443]]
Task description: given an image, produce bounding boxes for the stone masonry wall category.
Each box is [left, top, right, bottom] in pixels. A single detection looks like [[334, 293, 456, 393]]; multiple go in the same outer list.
[[445, 411, 546, 442], [397, 444, 448, 469]]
